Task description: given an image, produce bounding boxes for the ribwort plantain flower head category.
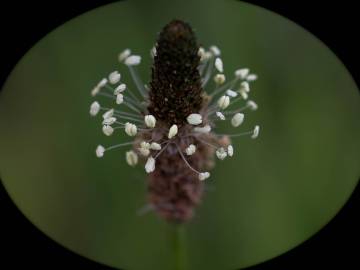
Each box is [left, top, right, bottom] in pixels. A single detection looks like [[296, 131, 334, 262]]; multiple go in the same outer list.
[[88, 20, 260, 223]]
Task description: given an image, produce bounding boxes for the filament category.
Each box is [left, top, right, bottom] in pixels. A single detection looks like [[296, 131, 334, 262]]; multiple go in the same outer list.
[[154, 142, 170, 159], [221, 105, 249, 115], [128, 66, 147, 98], [105, 141, 135, 151], [201, 57, 215, 88], [196, 137, 219, 149], [100, 107, 142, 118], [104, 84, 145, 110], [216, 130, 253, 138], [209, 77, 239, 98], [198, 58, 210, 76], [175, 143, 201, 174]]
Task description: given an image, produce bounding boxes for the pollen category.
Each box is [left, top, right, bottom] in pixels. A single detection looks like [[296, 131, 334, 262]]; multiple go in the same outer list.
[[168, 124, 178, 139], [186, 113, 203, 125], [144, 115, 156, 128]]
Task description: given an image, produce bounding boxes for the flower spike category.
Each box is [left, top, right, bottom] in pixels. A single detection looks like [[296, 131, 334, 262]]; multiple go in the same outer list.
[[88, 19, 260, 223]]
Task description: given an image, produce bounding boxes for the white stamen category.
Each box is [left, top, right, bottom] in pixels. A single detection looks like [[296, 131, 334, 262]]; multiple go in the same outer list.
[[138, 141, 151, 156], [247, 74, 258, 81], [97, 92, 113, 99], [138, 147, 150, 157], [128, 65, 147, 97], [90, 101, 100, 116], [210, 45, 221, 56], [125, 55, 141, 66], [185, 144, 196, 156], [150, 142, 162, 151], [154, 142, 170, 159], [102, 109, 114, 119], [126, 150, 138, 166], [139, 148, 150, 157], [214, 74, 226, 85], [226, 89, 238, 97], [240, 81, 250, 93], [198, 172, 210, 181], [102, 125, 114, 136], [151, 46, 157, 58], [144, 115, 156, 128], [102, 117, 117, 125], [201, 55, 216, 87], [97, 78, 108, 88], [145, 156, 156, 173], [118, 49, 131, 62], [168, 124, 178, 139], [216, 147, 227, 160], [114, 84, 126, 95], [216, 111, 225, 120], [116, 93, 124, 104], [91, 86, 100, 97], [187, 113, 202, 125], [231, 113, 245, 127], [203, 51, 212, 60], [215, 58, 224, 73], [247, 100, 258, 111], [125, 122, 137, 136], [198, 47, 206, 61], [96, 145, 105, 158], [227, 145, 234, 157], [194, 125, 211, 133], [196, 137, 219, 149], [105, 141, 135, 151], [217, 95, 230, 110], [252, 125, 260, 139], [113, 114, 143, 123], [176, 143, 202, 175], [109, 71, 121, 84], [140, 141, 151, 149], [239, 89, 248, 100], [234, 68, 250, 79]]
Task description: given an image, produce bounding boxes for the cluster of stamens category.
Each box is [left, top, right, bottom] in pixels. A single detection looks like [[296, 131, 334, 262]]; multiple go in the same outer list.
[[89, 44, 259, 182]]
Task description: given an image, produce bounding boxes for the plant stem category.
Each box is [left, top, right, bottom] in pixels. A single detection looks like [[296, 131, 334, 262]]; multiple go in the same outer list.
[[174, 224, 187, 270]]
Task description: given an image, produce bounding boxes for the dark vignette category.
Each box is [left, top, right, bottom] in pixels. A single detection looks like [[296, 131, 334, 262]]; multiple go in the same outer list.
[[0, 0, 358, 269]]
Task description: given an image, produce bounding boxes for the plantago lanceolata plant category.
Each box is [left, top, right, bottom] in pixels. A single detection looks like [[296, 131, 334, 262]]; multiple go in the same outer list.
[[89, 20, 260, 223]]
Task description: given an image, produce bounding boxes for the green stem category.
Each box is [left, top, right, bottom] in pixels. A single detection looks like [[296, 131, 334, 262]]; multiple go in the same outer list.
[[174, 224, 187, 270]]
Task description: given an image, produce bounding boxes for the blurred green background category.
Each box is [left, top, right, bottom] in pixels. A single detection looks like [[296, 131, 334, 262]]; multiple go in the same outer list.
[[0, 0, 359, 269]]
